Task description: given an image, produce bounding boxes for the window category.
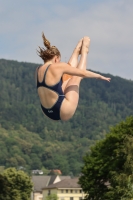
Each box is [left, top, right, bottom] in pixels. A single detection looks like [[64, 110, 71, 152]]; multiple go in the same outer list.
[[48, 190, 51, 195], [70, 190, 73, 193], [75, 190, 77, 193], [80, 190, 82, 193], [66, 190, 68, 193], [79, 198, 82, 200], [61, 190, 64, 193], [70, 197, 73, 200]]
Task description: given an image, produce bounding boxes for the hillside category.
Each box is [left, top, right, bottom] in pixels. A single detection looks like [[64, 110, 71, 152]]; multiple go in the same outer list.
[[0, 58, 133, 175]]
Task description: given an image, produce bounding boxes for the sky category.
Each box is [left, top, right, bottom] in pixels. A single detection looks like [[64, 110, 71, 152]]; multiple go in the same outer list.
[[0, 0, 133, 80]]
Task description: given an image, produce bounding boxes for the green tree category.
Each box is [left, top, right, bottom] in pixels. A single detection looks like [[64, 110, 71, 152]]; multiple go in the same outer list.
[[45, 194, 58, 200], [79, 117, 133, 200], [0, 174, 9, 200], [0, 168, 33, 200]]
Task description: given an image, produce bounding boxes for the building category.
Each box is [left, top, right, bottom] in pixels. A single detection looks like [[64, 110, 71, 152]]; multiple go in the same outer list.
[[42, 178, 85, 200], [31, 175, 71, 200]]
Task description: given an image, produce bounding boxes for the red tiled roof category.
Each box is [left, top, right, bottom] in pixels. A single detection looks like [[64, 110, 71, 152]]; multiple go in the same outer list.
[[51, 169, 62, 174]]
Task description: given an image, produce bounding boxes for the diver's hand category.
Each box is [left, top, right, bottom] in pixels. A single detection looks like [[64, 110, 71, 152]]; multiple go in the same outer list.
[[100, 76, 111, 82]]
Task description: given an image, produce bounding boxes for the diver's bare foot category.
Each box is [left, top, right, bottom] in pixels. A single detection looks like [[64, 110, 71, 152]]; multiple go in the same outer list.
[[81, 37, 90, 54]]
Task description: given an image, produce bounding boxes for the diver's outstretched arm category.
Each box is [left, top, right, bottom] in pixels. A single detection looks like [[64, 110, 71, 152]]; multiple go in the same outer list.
[[50, 62, 111, 82]]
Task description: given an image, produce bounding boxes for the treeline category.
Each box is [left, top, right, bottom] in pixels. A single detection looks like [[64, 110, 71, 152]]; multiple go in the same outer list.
[[0, 126, 87, 175], [0, 58, 133, 175]]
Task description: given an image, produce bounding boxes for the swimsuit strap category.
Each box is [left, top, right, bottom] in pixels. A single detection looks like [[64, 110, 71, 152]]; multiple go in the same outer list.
[[36, 64, 51, 88], [43, 64, 51, 85]]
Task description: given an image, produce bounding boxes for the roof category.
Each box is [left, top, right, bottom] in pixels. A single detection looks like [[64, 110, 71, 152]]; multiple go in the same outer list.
[[32, 176, 50, 192], [48, 175, 71, 185], [43, 178, 81, 189], [60, 176, 71, 181], [32, 175, 71, 192], [50, 169, 62, 174], [48, 175, 58, 186]]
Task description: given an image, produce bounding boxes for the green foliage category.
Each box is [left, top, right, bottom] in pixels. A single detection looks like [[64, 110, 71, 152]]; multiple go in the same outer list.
[[0, 166, 5, 173], [45, 194, 58, 200], [79, 116, 133, 200], [0, 126, 87, 175], [0, 168, 33, 200], [0, 59, 133, 175]]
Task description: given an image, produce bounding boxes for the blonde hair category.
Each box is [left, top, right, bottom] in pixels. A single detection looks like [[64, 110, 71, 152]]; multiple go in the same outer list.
[[37, 32, 61, 62]]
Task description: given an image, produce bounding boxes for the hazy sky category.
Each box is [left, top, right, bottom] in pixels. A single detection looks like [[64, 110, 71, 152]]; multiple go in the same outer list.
[[0, 0, 133, 79]]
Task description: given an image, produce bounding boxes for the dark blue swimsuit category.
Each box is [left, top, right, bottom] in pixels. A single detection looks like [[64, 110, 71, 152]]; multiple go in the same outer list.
[[37, 65, 65, 120]]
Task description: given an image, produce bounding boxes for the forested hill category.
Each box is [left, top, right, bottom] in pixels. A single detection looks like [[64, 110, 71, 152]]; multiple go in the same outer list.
[[0, 58, 133, 175]]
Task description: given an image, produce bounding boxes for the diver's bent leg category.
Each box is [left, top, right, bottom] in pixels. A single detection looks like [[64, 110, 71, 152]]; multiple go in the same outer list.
[[60, 76, 81, 121], [68, 38, 83, 68], [61, 37, 90, 121], [77, 37, 90, 70], [62, 38, 83, 85], [63, 37, 89, 88]]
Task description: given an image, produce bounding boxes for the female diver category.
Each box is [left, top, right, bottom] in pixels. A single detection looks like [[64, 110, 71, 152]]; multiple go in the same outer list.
[[36, 33, 111, 121]]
